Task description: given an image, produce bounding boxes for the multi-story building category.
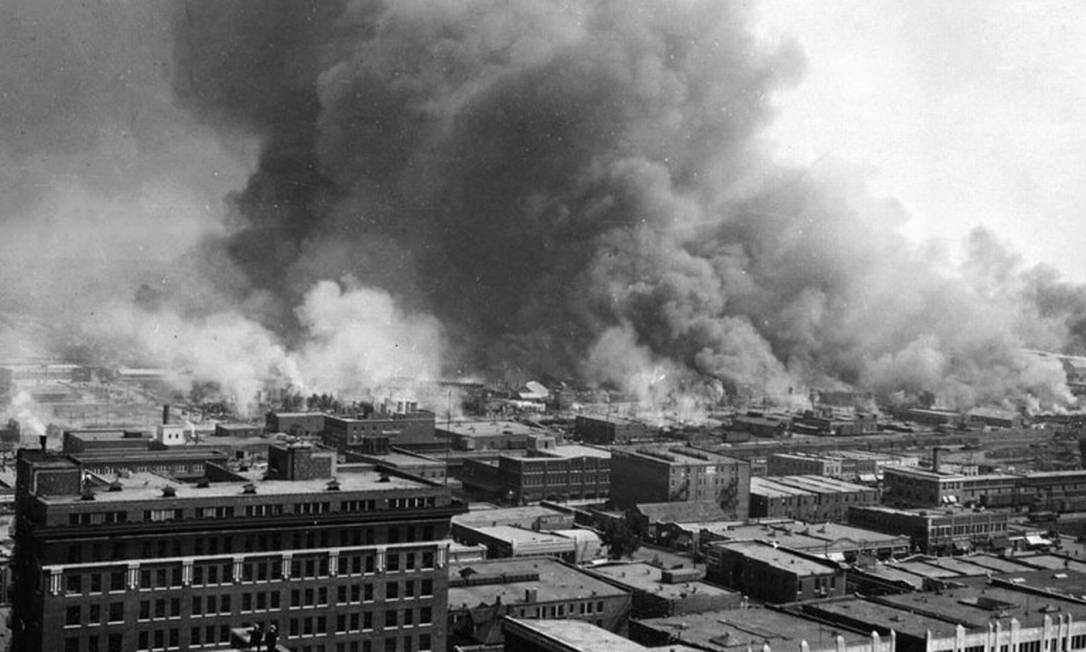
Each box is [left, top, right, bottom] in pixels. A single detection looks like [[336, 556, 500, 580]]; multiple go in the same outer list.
[[705, 540, 846, 603], [438, 420, 558, 452], [264, 412, 327, 437], [573, 416, 651, 445], [72, 448, 232, 482], [322, 410, 436, 455], [766, 453, 843, 477], [749, 475, 878, 522], [886, 466, 1086, 513], [847, 504, 1010, 555], [767, 451, 918, 479], [447, 557, 631, 649], [610, 447, 750, 518], [882, 466, 1019, 508], [12, 442, 464, 652], [460, 444, 610, 504]]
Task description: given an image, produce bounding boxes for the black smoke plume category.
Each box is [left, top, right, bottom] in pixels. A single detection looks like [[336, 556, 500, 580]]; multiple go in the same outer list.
[[2, 0, 1085, 414]]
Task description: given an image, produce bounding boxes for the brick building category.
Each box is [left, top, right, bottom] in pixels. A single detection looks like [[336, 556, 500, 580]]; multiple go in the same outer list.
[[322, 410, 436, 455], [460, 444, 610, 504], [847, 504, 1010, 555], [610, 447, 750, 519], [12, 443, 464, 652], [584, 562, 741, 618], [749, 475, 878, 522], [264, 412, 327, 437], [705, 540, 846, 603], [447, 557, 631, 649], [573, 416, 652, 445]]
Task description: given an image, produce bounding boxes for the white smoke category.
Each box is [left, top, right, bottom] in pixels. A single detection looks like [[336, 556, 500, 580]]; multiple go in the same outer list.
[[90, 279, 443, 415]]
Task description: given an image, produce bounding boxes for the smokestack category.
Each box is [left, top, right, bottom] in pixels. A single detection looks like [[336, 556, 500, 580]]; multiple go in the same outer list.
[[38, 434, 47, 452], [162, 404, 170, 426], [933, 447, 946, 474]]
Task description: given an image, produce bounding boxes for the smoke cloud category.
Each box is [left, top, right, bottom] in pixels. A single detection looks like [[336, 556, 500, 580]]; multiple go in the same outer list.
[[4, 0, 1086, 415]]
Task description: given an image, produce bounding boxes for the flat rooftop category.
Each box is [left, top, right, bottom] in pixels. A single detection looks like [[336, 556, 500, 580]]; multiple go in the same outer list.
[[709, 521, 907, 549], [505, 618, 648, 652], [876, 580, 1086, 628], [454, 505, 569, 527], [766, 475, 874, 494], [464, 525, 575, 547], [588, 562, 737, 601], [39, 467, 431, 504], [364, 451, 444, 467], [448, 558, 625, 609], [991, 569, 1086, 599], [635, 607, 875, 651], [712, 540, 838, 576], [625, 446, 743, 466], [441, 420, 542, 438], [750, 477, 814, 498], [545, 444, 611, 459], [806, 598, 959, 639]]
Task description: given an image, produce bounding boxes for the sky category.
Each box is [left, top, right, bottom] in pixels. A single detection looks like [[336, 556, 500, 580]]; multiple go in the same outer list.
[[752, 0, 1086, 281]]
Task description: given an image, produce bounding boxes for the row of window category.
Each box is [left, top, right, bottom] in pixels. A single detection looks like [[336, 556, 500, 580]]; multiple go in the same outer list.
[[65, 496, 439, 526], [63, 550, 436, 595], [62, 584, 437, 628], [68, 524, 440, 564]]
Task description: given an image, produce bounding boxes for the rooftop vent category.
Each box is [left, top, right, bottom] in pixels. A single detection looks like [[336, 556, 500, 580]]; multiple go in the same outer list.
[[377, 473, 390, 483], [326, 478, 341, 491], [80, 488, 95, 501], [242, 483, 257, 494], [108, 480, 123, 492], [196, 479, 210, 489], [161, 486, 176, 498]]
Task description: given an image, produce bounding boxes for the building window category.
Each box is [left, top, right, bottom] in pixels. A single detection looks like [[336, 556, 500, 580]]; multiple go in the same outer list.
[[108, 602, 124, 623], [65, 606, 80, 626]]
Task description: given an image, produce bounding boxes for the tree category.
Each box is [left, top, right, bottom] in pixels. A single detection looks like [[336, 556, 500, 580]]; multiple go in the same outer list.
[[600, 519, 641, 559]]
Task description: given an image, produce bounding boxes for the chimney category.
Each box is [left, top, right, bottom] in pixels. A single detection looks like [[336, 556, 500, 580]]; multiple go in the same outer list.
[[38, 434, 47, 452], [162, 404, 170, 426]]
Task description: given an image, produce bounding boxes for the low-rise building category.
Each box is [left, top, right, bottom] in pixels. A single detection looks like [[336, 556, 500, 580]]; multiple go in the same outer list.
[[438, 419, 557, 452], [61, 429, 153, 454], [767, 451, 918, 479], [697, 520, 910, 561], [453, 504, 575, 533], [705, 540, 847, 603], [344, 449, 447, 484], [447, 557, 631, 648], [584, 561, 741, 618], [504, 618, 649, 652], [452, 524, 579, 562], [848, 505, 1010, 555], [630, 607, 893, 652], [749, 475, 878, 522]]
